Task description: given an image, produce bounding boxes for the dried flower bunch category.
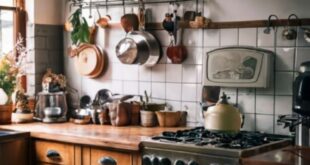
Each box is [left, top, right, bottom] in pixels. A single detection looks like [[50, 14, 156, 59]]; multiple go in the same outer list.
[[0, 34, 27, 101], [42, 69, 66, 93]]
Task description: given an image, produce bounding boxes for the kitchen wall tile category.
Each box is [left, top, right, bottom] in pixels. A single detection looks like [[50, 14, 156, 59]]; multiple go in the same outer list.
[[295, 48, 310, 71], [122, 65, 139, 81], [139, 82, 151, 97], [220, 28, 238, 46], [239, 28, 257, 46], [204, 29, 220, 47], [123, 81, 139, 95], [183, 29, 203, 47], [111, 80, 123, 95], [145, 3, 168, 22], [276, 26, 297, 47], [111, 63, 123, 80], [166, 83, 182, 101], [220, 88, 237, 95], [297, 26, 310, 47], [139, 66, 152, 82], [166, 100, 182, 111], [182, 84, 197, 102], [274, 116, 292, 135], [256, 95, 274, 115], [256, 68, 275, 95], [276, 48, 295, 71], [241, 114, 255, 131], [151, 64, 166, 82], [183, 47, 203, 65], [166, 64, 182, 83], [150, 30, 170, 47], [227, 94, 237, 105], [238, 93, 255, 114], [275, 72, 294, 95], [151, 82, 166, 99], [238, 88, 255, 95], [182, 102, 197, 122], [82, 78, 110, 98], [182, 65, 198, 83], [107, 29, 125, 47], [256, 114, 274, 133], [257, 27, 275, 47], [196, 84, 203, 102], [275, 96, 293, 115], [196, 65, 203, 83]]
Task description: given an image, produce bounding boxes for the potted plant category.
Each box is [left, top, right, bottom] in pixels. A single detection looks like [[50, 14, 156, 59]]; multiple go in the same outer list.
[[140, 91, 166, 127], [0, 34, 28, 124]]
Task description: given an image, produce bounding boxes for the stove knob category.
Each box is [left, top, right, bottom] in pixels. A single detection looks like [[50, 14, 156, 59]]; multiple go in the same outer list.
[[188, 160, 199, 165], [152, 157, 160, 165], [142, 156, 152, 165], [174, 160, 186, 165], [159, 157, 171, 165]]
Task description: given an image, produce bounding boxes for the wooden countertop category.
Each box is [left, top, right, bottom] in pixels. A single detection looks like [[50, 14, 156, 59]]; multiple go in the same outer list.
[[0, 122, 184, 151], [242, 146, 310, 165]]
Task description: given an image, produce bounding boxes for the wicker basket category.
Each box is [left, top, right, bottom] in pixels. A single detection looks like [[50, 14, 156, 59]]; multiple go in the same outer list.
[[0, 104, 13, 124]]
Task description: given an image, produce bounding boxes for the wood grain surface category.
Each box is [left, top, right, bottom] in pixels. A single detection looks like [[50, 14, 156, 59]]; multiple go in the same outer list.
[[0, 122, 184, 151]]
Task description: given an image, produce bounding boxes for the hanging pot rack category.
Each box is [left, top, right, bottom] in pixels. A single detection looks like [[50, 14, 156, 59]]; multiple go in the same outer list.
[[68, 0, 310, 30]]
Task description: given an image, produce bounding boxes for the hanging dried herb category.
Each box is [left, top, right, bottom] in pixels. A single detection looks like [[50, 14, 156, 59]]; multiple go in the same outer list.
[[69, 8, 90, 45]]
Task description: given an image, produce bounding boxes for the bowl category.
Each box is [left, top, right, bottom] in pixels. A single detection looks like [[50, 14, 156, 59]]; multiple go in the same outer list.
[[155, 111, 182, 127]]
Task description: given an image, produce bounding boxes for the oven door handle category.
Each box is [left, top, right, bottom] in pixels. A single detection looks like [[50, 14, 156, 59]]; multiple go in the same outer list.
[[98, 156, 117, 165]]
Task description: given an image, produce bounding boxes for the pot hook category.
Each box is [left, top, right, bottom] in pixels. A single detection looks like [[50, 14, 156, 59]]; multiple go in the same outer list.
[[282, 14, 299, 40], [264, 14, 279, 34]]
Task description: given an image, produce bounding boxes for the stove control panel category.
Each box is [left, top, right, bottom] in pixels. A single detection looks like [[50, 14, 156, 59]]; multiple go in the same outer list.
[[143, 155, 199, 165]]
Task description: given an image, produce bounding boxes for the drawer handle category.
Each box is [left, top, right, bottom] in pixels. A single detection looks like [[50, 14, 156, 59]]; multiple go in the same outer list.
[[46, 150, 61, 159], [98, 157, 117, 165]]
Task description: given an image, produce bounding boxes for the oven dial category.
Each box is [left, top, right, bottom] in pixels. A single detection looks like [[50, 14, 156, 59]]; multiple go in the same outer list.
[[188, 160, 199, 165], [159, 157, 171, 165], [142, 156, 152, 165], [174, 160, 186, 165]]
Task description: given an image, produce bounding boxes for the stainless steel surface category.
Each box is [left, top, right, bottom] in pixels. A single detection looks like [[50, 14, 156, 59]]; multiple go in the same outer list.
[[295, 123, 310, 146]]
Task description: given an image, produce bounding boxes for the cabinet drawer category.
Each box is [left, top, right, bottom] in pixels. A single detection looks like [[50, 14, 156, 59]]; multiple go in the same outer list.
[[91, 148, 132, 165], [34, 140, 74, 165]]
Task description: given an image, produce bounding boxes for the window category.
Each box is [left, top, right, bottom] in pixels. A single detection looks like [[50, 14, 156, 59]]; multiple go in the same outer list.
[[0, 0, 25, 55]]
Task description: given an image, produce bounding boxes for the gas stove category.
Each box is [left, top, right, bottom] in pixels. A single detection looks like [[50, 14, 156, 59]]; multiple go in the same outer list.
[[141, 127, 292, 165]]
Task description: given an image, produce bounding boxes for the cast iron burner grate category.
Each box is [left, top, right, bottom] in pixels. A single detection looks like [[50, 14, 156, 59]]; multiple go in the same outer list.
[[151, 127, 292, 149]]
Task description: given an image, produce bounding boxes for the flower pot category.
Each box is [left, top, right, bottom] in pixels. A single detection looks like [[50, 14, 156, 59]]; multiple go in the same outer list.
[[140, 110, 157, 127], [0, 104, 13, 124]]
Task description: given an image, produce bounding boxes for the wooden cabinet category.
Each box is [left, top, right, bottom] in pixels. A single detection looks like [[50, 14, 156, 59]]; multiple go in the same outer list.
[[0, 138, 29, 165], [33, 140, 141, 165]]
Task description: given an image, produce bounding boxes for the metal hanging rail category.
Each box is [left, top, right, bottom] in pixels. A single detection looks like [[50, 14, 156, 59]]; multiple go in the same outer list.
[[69, 0, 198, 8]]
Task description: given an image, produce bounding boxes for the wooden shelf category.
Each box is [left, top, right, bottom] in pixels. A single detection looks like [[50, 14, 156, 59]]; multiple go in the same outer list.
[[108, 18, 310, 30]]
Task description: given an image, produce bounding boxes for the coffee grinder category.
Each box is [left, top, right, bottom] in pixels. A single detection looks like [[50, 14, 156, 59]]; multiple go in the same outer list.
[[278, 61, 310, 146]]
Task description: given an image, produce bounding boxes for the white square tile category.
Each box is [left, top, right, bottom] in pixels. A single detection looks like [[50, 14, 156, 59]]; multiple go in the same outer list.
[[182, 102, 197, 122], [276, 26, 297, 47], [220, 29, 238, 46], [220, 88, 237, 95], [122, 65, 139, 81], [166, 64, 182, 83], [196, 84, 203, 102], [183, 47, 203, 65], [238, 88, 255, 95], [295, 48, 310, 71], [276, 48, 295, 71], [256, 95, 274, 115], [226, 94, 237, 105], [183, 29, 203, 47], [274, 116, 291, 135], [196, 65, 202, 83], [182, 84, 197, 102], [204, 29, 220, 47], [182, 65, 197, 83], [139, 66, 152, 81], [151, 82, 166, 99], [111, 80, 123, 95], [297, 26, 310, 47], [151, 30, 170, 47], [257, 28, 275, 47], [151, 64, 166, 82], [256, 114, 274, 133], [275, 96, 293, 115], [111, 63, 123, 80], [139, 82, 151, 97], [241, 114, 255, 132], [166, 83, 182, 101], [256, 66, 275, 95], [237, 93, 255, 114], [239, 28, 257, 46], [275, 72, 294, 95], [123, 81, 139, 95], [166, 100, 181, 111]]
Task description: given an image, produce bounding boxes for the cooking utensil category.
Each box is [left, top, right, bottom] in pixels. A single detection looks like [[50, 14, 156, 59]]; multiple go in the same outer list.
[[203, 92, 243, 133], [282, 14, 299, 40], [162, 13, 174, 34], [302, 27, 310, 43], [96, 2, 111, 29], [120, 5, 139, 34]]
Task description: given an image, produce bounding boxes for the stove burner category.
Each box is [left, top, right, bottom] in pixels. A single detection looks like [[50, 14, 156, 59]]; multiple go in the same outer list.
[[152, 127, 292, 149]]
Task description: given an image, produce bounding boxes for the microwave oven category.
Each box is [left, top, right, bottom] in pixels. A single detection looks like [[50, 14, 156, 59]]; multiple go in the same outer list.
[[202, 47, 273, 88]]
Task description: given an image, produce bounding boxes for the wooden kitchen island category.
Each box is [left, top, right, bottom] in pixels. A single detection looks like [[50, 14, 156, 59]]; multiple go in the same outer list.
[[0, 122, 183, 165]]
